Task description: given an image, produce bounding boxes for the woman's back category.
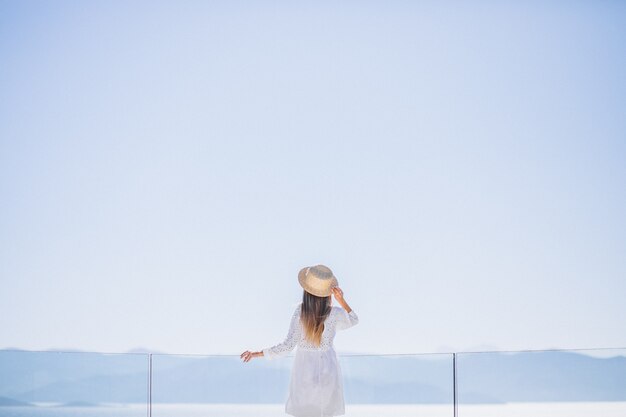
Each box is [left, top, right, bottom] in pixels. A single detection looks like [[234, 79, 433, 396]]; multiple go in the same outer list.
[[298, 304, 358, 351], [262, 303, 359, 359]]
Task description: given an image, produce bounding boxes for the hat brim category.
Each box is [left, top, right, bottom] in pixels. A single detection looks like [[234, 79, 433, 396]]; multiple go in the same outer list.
[[298, 268, 338, 297]]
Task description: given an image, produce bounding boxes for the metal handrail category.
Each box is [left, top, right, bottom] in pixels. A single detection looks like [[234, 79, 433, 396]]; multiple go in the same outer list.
[[1, 345, 625, 356]]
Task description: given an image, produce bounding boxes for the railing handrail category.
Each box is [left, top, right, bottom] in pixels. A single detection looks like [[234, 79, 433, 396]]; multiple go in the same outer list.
[[1, 345, 625, 356]]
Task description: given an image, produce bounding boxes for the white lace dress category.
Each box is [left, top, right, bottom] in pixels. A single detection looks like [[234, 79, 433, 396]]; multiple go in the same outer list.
[[262, 303, 359, 417]]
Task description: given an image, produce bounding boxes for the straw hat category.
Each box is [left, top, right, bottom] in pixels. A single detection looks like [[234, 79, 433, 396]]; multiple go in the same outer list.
[[298, 264, 339, 297]]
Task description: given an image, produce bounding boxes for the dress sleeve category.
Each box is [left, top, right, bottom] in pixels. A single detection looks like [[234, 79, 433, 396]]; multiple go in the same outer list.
[[262, 305, 302, 360], [336, 307, 359, 331]]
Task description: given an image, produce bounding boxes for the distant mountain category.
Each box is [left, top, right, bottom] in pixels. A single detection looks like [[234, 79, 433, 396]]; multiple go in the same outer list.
[[0, 396, 32, 406], [124, 347, 168, 354], [1, 349, 624, 404], [53, 400, 102, 407]]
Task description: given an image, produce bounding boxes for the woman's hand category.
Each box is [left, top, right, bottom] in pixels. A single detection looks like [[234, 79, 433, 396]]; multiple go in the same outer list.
[[240, 350, 261, 362], [332, 286, 345, 301], [332, 286, 353, 313]]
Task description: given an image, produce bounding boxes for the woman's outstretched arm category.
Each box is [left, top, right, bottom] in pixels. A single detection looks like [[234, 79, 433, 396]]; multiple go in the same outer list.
[[241, 305, 301, 362], [240, 349, 264, 362]]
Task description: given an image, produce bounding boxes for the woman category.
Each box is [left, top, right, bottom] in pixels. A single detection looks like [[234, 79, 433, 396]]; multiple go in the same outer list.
[[241, 264, 359, 417]]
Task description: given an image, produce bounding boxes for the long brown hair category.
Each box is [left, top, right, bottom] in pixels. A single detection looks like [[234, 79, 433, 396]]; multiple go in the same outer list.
[[300, 290, 332, 346]]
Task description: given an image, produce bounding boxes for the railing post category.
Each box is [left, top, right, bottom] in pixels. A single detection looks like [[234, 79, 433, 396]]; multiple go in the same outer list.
[[453, 352, 458, 417], [148, 353, 152, 417]]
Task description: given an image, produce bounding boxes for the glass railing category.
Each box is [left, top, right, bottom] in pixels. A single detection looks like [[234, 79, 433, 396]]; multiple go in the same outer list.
[[150, 352, 453, 417], [339, 353, 454, 417], [0, 349, 148, 416], [457, 347, 626, 417], [151, 353, 296, 416], [1, 347, 624, 417]]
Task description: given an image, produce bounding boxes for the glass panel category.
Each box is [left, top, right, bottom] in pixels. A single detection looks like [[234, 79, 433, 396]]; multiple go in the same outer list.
[[457, 348, 626, 417], [0, 349, 148, 417], [152, 353, 454, 417], [341, 353, 454, 417], [152, 353, 294, 417]]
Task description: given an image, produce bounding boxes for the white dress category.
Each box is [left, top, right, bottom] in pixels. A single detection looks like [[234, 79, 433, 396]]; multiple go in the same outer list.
[[262, 303, 359, 417]]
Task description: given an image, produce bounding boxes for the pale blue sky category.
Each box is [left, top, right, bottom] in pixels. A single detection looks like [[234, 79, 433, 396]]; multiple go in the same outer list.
[[1, 1, 625, 357]]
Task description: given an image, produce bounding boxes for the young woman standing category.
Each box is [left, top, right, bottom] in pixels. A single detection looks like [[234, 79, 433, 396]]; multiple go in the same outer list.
[[241, 264, 359, 417]]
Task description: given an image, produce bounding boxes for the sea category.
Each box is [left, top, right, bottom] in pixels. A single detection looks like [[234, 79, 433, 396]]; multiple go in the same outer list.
[[1, 402, 626, 417]]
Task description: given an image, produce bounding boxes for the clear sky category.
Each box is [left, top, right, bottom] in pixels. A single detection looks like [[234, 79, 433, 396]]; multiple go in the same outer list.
[[1, 1, 625, 357]]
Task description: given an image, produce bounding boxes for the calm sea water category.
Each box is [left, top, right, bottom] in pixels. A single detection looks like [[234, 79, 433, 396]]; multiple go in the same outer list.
[[1, 402, 626, 417]]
